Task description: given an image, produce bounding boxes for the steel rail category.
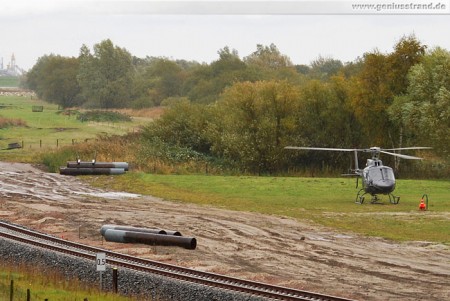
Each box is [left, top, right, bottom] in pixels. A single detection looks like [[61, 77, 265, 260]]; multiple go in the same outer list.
[[0, 221, 355, 301]]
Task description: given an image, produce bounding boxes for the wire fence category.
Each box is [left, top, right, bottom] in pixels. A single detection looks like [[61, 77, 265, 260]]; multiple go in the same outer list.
[[1, 138, 100, 151]]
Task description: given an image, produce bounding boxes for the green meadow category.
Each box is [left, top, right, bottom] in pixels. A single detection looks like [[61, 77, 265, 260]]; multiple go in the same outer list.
[[0, 95, 147, 161], [0, 76, 19, 87], [88, 173, 450, 244]]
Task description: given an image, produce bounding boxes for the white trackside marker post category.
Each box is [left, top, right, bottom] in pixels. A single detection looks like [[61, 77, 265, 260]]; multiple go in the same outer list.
[[96, 253, 106, 290]]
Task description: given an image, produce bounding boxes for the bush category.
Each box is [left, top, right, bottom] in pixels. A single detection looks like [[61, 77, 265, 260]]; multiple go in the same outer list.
[[77, 110, 131, 122]]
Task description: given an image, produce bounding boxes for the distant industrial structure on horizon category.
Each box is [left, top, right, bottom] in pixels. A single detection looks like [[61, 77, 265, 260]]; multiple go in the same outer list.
[[0, 53, 24, 76]]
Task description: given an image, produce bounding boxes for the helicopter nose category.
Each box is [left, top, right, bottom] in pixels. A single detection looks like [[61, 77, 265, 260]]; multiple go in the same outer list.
[[374, 180, 395, 193]]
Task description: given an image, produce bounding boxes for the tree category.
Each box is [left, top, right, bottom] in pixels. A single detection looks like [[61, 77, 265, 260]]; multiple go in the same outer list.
[[77, 39, 134, 108], [184, 47, 251, 103], [393, 47, 450, 159], [309, 56, 344, 80], [350, 36, 426, 148], [350, 50, 393, 145], [243, 44, 300, 83], [25, 55, 82, 108], [244, 43, 293, 70], [387, 35, 426, 95], [143, 100, 212, 154], [133, 58, 186, 107], [210, 80, 300, 173]]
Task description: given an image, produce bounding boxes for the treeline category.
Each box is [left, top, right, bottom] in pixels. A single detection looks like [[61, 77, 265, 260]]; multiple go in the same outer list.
[[24, 36, 449, 175]]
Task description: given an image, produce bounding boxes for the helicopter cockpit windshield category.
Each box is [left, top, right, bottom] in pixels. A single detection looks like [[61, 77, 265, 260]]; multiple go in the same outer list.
[[367, 167, 395, 182]]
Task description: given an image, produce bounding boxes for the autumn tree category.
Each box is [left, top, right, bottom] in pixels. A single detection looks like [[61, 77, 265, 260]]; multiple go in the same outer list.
[[210, 80, 300, 173], [350, 35, 426, 147], [388, 35, 426, 95]]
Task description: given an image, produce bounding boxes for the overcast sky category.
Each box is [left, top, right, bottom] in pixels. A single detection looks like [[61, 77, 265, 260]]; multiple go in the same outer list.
[[1, 0, 450, 71]]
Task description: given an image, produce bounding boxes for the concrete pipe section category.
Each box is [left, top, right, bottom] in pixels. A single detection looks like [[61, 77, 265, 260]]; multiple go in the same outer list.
[[104, 229, 197, 250], [67, 161, 129, 171]]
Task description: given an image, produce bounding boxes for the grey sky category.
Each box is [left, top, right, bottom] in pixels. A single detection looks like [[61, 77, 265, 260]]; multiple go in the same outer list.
[[1, 0, 450, 71]]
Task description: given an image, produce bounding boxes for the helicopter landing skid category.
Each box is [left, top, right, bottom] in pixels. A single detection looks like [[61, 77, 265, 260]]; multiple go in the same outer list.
[[355, 189, 366, 204], [388, 193, 400, 204], [355, 190, 400, 204]]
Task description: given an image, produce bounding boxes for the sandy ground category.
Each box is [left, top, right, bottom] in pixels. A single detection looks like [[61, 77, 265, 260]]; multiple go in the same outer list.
[[0, 162, 448, 301]]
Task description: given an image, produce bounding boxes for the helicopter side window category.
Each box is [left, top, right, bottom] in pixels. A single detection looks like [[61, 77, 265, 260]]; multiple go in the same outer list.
[[382, 168, 395, 180]]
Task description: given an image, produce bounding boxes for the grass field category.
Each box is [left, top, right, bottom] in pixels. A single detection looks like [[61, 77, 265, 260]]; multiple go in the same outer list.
[[88, 173, 450, 244], [0, 264, 137, 301], [0, 76, 19, 87], [0, 95, 150, 161]]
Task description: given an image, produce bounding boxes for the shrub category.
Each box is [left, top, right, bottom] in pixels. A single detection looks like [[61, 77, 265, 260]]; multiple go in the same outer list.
[[0, 116, 27, 128], [77, 110, 131, 122]]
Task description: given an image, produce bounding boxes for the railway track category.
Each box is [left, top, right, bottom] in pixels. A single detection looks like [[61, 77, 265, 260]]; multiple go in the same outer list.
[[0, 221, 356, 301]]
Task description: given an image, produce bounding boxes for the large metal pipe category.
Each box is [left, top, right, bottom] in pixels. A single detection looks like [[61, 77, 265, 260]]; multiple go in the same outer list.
[[67, 161, 129, 171], [164, 230, 182, 236], [100, 225, 167, 236], [104, 229, 197, 250], [59, 167, 125, 175]]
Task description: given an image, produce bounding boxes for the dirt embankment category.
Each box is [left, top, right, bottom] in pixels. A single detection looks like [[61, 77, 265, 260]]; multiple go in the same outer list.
[[0, 162, 448, 301]]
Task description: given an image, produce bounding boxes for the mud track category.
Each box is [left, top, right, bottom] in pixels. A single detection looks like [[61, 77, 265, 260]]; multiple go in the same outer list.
[[0, 162, 448, 300]]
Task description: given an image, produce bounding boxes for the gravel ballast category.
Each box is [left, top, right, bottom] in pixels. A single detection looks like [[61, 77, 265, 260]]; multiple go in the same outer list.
[[0, 237, 266, 301]]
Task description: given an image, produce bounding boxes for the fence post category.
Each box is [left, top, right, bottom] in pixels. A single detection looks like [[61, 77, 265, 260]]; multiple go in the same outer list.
[[113, 267, 118, 293], [40, 139, 42, 148], [9, 279, 13, 301], [57, 139, 59, 148], [27, 288, 30, 301]]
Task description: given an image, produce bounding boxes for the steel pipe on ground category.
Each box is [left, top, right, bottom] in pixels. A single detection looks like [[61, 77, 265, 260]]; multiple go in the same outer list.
[[164, 230, 182, 236], [59, 167, 125, 176], [100, 225, 167, 236], [67, 161, 129, 171], [104, 229, 197, 250]]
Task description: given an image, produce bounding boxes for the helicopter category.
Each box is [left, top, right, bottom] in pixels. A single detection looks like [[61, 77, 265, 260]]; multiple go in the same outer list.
[[285, 146, 431, 204]]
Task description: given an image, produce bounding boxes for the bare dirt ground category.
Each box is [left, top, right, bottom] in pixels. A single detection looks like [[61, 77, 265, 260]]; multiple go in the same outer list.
[[0, 162, 448, 300]]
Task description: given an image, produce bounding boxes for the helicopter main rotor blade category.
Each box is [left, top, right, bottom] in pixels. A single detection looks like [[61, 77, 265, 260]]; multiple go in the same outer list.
[[285, 146, 357, 152], [382, 147, 432, 151], [380, 150, 423, 160]]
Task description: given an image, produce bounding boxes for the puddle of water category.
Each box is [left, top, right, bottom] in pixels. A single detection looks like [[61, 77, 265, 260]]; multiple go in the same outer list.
[[77, 192, 141, 199], [334, 234, 353, 239]]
